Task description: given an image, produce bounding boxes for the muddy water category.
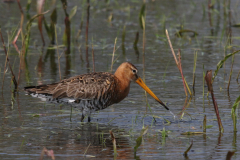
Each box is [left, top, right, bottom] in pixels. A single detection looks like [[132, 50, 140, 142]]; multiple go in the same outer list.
[[0, 0, 240, 159]]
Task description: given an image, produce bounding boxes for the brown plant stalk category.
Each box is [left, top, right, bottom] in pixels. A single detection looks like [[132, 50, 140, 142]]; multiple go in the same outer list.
[[177, 49, 188, 97], [0, 29, 18, 90], [205, 70, 224, 132], [91, 44, 95, 72], [165, 30, 191, 96]]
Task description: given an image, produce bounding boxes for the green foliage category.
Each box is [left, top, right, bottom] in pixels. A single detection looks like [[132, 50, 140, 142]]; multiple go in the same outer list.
[[181, 132, 204, 135], [43, 8, 57, 44], [206, 125, 213, 129], [175, 29, 198, 37], [212, 50, 240, 82], [184, 140, 193, 156], [134, 126, 148, 155], [134, 136, 142, 153], [69, 6, 78, 21], [159, 127, 169, 138], [24, 11, 49, 56], [139, 3, 145, 29], [203, 115, 206, 132], [232, 23, 240, 27], [231, 96, 240, 132], [26, 0, 32, 13]]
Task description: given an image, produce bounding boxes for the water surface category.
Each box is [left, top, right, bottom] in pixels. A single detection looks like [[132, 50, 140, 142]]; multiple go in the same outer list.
[[0, 0, 240, 159]]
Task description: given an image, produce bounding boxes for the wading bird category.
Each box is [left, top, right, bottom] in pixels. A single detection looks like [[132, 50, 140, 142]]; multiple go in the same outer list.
[[24, 62, 169, 122]]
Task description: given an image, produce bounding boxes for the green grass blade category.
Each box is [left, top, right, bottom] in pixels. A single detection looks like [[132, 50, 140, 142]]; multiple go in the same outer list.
[[212, 50, 240, 82], [231, 96, 240, 132]]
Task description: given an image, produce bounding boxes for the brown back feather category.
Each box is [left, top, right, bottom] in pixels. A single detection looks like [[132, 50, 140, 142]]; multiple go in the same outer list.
[[25, 72, 117, 101]]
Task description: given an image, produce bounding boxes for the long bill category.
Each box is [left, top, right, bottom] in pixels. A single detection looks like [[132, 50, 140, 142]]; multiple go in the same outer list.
[[135, 77, 169, 110]]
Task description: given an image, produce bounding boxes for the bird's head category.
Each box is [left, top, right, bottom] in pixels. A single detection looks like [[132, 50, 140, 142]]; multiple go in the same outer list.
[[115, 62, 169, 110]]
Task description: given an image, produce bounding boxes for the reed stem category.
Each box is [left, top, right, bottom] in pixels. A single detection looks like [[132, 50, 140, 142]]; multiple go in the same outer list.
[[0, 29, 18, 90], [54, 25, 61, 80], [111, 37, 117, 72]]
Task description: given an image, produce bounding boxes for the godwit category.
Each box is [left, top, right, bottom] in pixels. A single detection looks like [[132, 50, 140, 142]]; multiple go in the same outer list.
[[24, 62, 169, 122]]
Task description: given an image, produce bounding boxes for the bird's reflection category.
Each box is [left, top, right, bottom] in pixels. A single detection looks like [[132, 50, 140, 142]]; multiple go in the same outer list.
[[46, 123, 133, 159]]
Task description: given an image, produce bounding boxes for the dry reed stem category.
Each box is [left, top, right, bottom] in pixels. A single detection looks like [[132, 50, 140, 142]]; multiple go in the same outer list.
[[2, 51, 8, 91], [2, 32, 10, 91], [166, 29, 190, 96], [83, 143, 91, 156], [0, 29, 18, 89], [179, 97, 192, 119], [208, 0, 213, 27], [76, 21, 83, 41], [54, 25, 61, 80], [179, 97, 188, 118], [205, 70, 224, 132], [165, 30, 178, 66], [109, 130, 117, 156], [16, 30, 22, 86], [111, 37, 117, 72], [91, 44, 95, 72], [184, 77, 192, 95], [16, 0, 24, 44], [37, 0, 45, 45], [177, 50, 188, 97], [85, 0, 90, 48], [17, 53, 22, 85], [85, 0, 90, 72], [12, 28, 21, 44]]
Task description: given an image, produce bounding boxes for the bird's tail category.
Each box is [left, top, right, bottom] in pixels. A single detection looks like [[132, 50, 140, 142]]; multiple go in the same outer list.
[[24, 85, 52, 94], [24, 86, 38, 94], [24, 83, 59, 95]]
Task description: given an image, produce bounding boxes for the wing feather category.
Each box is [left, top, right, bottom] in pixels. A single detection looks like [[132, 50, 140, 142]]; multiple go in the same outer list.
[[25, 72, 116, 101]]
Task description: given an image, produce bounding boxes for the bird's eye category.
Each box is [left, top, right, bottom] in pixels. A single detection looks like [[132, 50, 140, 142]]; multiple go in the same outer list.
[[132, 69, 137, 73]]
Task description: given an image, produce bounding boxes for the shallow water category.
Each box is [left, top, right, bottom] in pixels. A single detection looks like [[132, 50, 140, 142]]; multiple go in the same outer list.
[[0, 0, 240, 159]]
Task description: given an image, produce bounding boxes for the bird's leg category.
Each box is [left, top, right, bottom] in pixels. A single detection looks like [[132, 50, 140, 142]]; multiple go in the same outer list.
[[88, 116, 91, 122], [88, 112, 91, 122], [81, 114, 85, 122], [82, 109, 91, 122], [153, 117, 157, 123]]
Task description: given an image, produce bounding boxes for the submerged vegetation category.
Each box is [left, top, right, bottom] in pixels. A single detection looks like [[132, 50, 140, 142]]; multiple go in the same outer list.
[[0, 0, 240, 159]]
